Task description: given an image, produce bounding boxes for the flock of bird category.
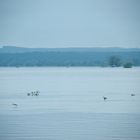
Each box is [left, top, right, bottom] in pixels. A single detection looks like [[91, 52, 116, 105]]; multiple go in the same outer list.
[[12, 90, 40, 107], [12, 93, 136, 107], [27, 90, 40, 96]]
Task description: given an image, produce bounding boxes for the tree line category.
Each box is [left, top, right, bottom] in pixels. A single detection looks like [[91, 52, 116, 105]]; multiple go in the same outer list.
[[0, 51, 139, 67]]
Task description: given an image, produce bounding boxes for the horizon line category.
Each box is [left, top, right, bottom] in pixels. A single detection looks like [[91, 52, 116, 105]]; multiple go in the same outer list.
[[1, 46, 140, 49]]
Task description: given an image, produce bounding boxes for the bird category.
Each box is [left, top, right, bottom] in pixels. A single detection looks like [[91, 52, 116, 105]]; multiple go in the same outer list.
[[27, 93, 30, 96], [12, 103, 18, 107], [131, 94, 135, 96], [36, 90, 40, 93], [103, 96, 107, 101]]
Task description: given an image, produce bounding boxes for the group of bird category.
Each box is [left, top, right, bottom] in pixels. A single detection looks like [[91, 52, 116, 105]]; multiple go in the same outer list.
[[12, 90, 40, 107], [12, 93, 136, 107], [103, 93, 135, 101], [27, 90, 40, 96]]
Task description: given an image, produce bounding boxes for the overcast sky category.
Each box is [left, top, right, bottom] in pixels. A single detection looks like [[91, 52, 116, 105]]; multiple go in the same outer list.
[[0, 0, 140, 48]]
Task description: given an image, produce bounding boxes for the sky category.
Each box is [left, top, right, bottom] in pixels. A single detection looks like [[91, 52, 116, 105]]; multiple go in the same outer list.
[[0, 0, 140, 48]]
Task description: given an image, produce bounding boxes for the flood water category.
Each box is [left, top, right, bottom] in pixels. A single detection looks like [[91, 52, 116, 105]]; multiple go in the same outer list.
[[0, 67, 140, 140]]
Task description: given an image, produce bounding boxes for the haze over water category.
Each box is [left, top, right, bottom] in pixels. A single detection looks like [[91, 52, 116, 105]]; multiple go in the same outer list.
[[1, 0, 140, 48]]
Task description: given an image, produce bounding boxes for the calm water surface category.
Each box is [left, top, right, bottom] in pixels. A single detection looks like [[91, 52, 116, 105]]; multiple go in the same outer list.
[[0, 67, 140, 140]]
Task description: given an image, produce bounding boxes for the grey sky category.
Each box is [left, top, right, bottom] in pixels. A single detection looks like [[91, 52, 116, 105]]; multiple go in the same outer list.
[[0, 0, 140, 48]]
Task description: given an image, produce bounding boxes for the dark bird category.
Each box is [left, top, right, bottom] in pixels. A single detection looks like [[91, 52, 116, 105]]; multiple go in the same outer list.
[[12, 103, 18, 107], [131, 94, 135, 96], [35, 93, 39, 96], [27, 93, 30, 96], [103, 96, 107, 101], [36, 90, 40, 93]]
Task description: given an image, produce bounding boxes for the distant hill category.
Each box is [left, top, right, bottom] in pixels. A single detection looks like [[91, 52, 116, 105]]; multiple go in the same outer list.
[[0, 46, 140, 67], [0, 46, 140, 53]]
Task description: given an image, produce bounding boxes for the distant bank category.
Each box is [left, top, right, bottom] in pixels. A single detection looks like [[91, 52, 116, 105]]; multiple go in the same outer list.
[[0, 46, 140, 67]]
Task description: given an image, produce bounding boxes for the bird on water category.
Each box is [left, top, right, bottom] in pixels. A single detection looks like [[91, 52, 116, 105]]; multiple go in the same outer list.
[[12, 103, 18, 107], [103, 96, 107, 101], [131, 94, 135, 96]]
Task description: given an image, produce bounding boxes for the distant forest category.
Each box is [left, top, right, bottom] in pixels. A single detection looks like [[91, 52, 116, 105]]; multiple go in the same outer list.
[[0, 46, 140, 67]]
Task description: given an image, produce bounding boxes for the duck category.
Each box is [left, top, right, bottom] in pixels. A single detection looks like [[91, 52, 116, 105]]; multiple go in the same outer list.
[[103, 96, 107, 101], [12, 103, 18, 107]]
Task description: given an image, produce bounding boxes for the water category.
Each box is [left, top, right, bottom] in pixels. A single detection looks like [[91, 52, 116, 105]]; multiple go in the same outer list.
[[0, 67, 140, 140]]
